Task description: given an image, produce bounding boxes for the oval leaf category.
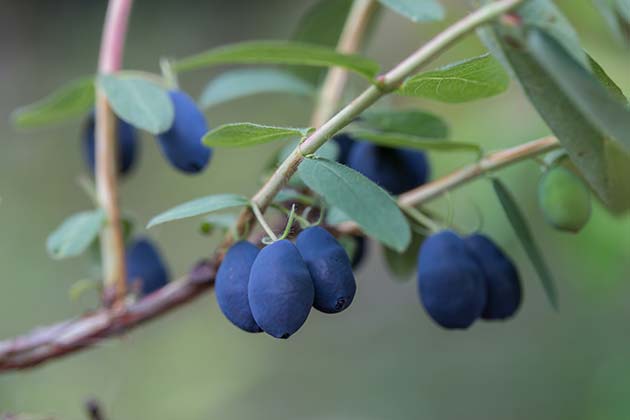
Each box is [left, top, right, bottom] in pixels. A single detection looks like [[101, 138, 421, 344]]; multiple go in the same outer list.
[[203, 123, 311, 148], [398, 54, 509, 103], [148, 194, 249, 228], [173, 41, 380, 81], [378, 0, 444, 22], [383, 230, 425, 282], [526, 29, 630, 153], [199, 68, 315, 109], [360, 109, 449, 139], [47, 209, 105, 260], [351, 130, 482, 156], [98, 74, 174, 134], [492, 178, 558, 310], [298, 156, 411, 252], [12, 77, 95, 128]]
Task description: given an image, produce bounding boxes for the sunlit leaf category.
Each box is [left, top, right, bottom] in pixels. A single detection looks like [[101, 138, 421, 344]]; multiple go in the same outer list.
[[148, 194, 249, 228], [203, 123, 311, 148]]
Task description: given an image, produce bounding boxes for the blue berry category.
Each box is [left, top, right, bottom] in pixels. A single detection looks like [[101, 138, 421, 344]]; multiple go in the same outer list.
[[248, 240, 314, 339], [83, 112, 138, 177], [417, 230, 486, 329], [157, 90, 212, 174], [465, 234, 521, 320], [296, 226, 356, 314], [215, 241, 262, 333], [126, 238, 169, 296], [346, 142, 430, 195]]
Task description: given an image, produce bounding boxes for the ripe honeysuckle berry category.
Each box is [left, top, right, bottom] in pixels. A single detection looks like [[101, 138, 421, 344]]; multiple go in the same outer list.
[[417, 230, 486, 329], [83, 112, 138, 177], [332, 133, 356, 164], [538, 166, 591, 233], [248, 240, 314, 339], [465, 234, 521, 320], [126, 238, 170, 297], [296, 226, 356, 314], [157, 90, 212, 174], [346, 142, 430, 195], [215, 241, 262, 333]]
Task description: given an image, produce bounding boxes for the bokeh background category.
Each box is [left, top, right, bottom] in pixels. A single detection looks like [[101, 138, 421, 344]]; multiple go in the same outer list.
[[1, 1, 629, 419]]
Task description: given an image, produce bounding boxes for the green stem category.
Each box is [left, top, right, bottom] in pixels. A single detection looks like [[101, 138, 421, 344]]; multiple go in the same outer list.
[[251, 203, 278, 242]]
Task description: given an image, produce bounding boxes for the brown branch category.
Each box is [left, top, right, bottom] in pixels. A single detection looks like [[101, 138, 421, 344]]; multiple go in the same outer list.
[[0, 136, 558, 372]]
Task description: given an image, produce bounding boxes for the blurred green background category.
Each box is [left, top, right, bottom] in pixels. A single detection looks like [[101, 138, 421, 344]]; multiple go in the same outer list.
[[1, 1, 629, 419]]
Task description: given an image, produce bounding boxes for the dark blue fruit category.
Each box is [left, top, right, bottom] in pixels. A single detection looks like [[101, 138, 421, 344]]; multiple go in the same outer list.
[[346, 142, 430, 195], [332, 133, 356, 164], [126, 238, 170, 296], [296, 226, 356, 314], [417, 230, 486, 329], [465, 234, 521, 320], [157, 90, 211, 174], [248, 240, 314, 339], [215, 241, 262, 333], [83, 112, 138, 177]]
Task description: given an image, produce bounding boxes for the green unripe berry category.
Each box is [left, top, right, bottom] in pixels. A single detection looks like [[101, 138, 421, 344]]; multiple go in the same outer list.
[[538, 166, 591, 233]]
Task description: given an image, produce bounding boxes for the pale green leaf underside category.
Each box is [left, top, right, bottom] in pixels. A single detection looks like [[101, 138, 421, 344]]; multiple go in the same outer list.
[[378, 0, 444, 22], [98, 75, 174, 134], [360, 109, 449, 139], [398, 54, 509, 103], [383, 231, 425, 282], [47, 209, 105, 259], [174, 41, 380, 80], [199, 68, 315, 109], [12, 77, 95, 128], [298, 157, 411, 252], [352, 130, 482, 157], [148, 194, 250, 228], [203, 123, 311, 148], [492, 179, 558, 310]]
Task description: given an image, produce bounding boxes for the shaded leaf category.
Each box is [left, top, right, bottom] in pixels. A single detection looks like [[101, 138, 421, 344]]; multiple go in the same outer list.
[[47, 209, 105, 259], [352, 130, 482, 156], [360, 109, 449, 139], [174, 41, 380, 80], [398, 54, 509, 103], [492, 178, 558, 310], [378, 0, 444, 22], [98, 74, 174, 134], [203, 123, 311, 148], [383, 230, 425, 282], [199, 68, 315, 109], [148, 194, 249, 228], [12, 77, 94, 128], [298, 156, 410, 251]]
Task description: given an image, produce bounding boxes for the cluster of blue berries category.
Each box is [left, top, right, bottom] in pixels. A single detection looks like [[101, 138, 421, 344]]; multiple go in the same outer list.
[[82, 90, 211, 176], [216, 226, 357, 339], [417, 230, 521, 329], [334, 133, 430, 195]]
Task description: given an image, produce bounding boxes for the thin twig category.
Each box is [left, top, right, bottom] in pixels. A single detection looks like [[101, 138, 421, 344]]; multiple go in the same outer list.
[[96, 0, 134, 307]]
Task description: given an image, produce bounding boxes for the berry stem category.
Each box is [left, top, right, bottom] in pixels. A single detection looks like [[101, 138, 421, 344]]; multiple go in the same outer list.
[[96, 0, 134, 307], [229, 0, 526, 248], [251, 203, 278, 242], [401, 205, 442, 233]]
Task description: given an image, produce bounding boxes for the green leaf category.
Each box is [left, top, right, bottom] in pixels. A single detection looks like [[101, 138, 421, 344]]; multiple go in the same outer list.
[[325, 206, 352, 225], [527, 29, 630, 153], [594, 0, 630, 46], [378, 0, 444, 22], [199, 68, 315, 109], [98, 74, 174, 134], [12, 77, 95, 128], [298, 156, 411, 251], [278, 138, 339, 163], [291, 0, 355, 85], [47, 209, 106, 260], [360, 109, 449, 139], [398, 54, 509, 103], [383, 230, 425, 282], [273, 189, 316, 206], [173, 41, 380, 81], [148, 194, 249, 228], [203, 123, 311, 148], [492, 178, 558, 310], [483, 22, 630, 212], [351, 130, 482, 157]]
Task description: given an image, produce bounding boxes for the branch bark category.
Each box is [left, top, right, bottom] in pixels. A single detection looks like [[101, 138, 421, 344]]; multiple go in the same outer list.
[[96, 0, 134, 307]]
